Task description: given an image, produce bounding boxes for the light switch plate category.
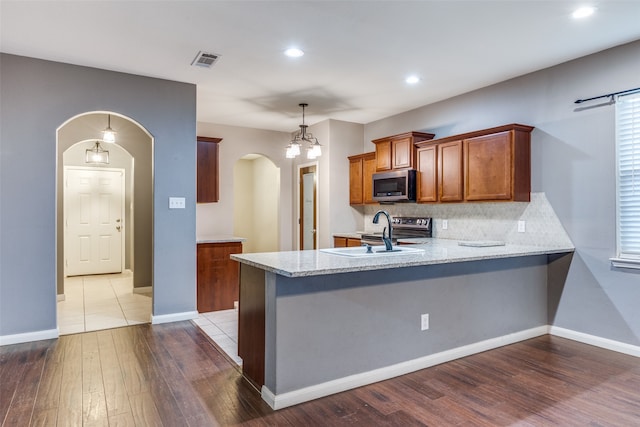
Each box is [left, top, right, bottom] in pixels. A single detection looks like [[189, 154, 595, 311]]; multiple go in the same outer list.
[[518, 220, 526, 233], [442, 219, 448, 230], [169, 197, 186, 209]]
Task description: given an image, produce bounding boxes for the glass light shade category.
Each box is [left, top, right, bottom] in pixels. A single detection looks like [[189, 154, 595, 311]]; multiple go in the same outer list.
[[85, 141, 109, 164], [310, 141, 322, 157], [102, 128, 117, 143]]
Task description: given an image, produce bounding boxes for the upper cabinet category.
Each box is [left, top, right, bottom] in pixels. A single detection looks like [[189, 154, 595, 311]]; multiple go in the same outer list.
[[372, 131, 435, 172], [416, 124, 533, 203], [348, 152, 377, 205], [197, 136, 222, 203]]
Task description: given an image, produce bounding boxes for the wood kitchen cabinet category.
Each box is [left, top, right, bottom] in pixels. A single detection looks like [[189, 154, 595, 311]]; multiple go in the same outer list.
[[416, 140, 463, 202], [416, 124, 533, 203], [197, 136, 222, 203], [197, 241, 242, 312], [464, 127, 531, 201], [416, 144, 437, 202], [439, 140, 464, 202], [372, 131, 435, 172], [334, 236, 362, 247], [348, 152, 376, 205]]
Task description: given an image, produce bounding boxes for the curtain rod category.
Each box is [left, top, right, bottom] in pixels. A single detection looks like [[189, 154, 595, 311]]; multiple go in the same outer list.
[[575, 87, 640, 104]]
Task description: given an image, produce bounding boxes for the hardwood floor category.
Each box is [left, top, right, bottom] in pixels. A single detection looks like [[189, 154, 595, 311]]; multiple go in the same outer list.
[[1, 322, 639, 426]]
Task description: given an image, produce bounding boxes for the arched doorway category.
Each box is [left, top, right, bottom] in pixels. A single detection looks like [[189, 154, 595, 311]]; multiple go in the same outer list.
[[233, 154, 280, 253], [56, 112, 154, 334]]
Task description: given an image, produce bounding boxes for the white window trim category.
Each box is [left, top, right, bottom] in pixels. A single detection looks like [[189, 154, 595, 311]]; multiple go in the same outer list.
[[611, 91, 640, 269]]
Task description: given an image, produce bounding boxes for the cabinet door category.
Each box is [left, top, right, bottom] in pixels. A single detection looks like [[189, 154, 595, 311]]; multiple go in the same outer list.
[[464, 131, 512, 201], [197, 242, 242, 312], [349, 157, 364, 205], [363, 153, 377, 204], [375, 139, 392, 171], [334, 237, 347, 247], [439, 140, 463, 202], [392, 137, 413, 169], [347, 238, 362, 247], [197, 136, 222, 203], [417, 146, 437, 202]]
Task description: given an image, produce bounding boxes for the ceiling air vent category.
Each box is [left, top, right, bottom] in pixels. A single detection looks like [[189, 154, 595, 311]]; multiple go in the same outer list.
[[191, 51, 221, 68]]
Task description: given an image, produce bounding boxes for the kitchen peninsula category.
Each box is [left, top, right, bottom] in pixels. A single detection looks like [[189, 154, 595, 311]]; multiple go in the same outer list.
[[231, 238, 574, 410]]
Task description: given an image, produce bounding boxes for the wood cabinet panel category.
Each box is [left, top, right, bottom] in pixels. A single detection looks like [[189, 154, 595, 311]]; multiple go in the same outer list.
[[334, 237, 361, 247], [197, 136, 222, 203], [392, 137, 413, 169], [349, 158, 363, 205], [439, 140, 464, 202], [464, 132, 511, 201], [375, 140, 392, 171], [416, 145, 437, 202], [334, 237, 347, 247], [348, 152, 377, 205], [347, 238, 362, 247], [363, 153, 377, 204], [196, 241, 242, 312], [238, 264, 265, 389]]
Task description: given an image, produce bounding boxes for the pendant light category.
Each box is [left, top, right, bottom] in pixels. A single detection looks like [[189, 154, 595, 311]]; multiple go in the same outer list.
[[85, 141, 109, 164], [286, 103, 322, 159], [102, 114, 117, 143]]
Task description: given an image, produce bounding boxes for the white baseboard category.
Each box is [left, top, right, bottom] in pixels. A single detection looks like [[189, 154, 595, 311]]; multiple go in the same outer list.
[[549, 326, 640, 358], [151, 311, 198, 324], [0, 328, 59, 346], [57, 294, 65, 302], [133, 286, 152, 294], [262, 326, 549, 410]]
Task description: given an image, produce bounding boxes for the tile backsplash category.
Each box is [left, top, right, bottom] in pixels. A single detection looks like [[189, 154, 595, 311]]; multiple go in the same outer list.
[[364, 192, 573, 248]]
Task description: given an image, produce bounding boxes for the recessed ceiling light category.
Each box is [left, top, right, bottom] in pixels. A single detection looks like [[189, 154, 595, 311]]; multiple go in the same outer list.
[[572, 6, 595, 19], [405, 75, 420, 84], [285, 48, 304, 58]]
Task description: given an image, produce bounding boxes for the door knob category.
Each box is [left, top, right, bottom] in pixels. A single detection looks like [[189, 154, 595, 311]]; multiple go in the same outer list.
[[116, 225, 121, 231]]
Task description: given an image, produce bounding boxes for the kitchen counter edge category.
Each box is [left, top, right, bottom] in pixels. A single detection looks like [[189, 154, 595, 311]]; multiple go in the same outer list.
[[231, 239, 574, 278]]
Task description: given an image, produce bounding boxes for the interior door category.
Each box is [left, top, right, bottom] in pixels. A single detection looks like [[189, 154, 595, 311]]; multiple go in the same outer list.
[[64, 167, 124, 276], [300, 165, 317, 250]]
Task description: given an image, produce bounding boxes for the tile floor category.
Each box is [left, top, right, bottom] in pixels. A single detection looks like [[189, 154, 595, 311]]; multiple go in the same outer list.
[[57, 270, 152, 335], [192, 310, 242, 365]]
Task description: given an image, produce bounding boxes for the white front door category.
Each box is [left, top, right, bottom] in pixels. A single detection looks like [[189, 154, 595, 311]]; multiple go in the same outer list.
[[64, 167, 124, 276]]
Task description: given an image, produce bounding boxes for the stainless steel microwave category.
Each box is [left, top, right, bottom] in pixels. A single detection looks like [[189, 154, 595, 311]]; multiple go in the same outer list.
[[372, 169, 417, 202]]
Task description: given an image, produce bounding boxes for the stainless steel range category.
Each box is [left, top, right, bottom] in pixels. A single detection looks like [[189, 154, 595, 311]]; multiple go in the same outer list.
[[361, 216, 432, 246]]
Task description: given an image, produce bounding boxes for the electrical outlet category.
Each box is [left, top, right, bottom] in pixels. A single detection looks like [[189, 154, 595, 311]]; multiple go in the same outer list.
[[442, 220, 448, 230], [421, 313, 429, 331], [169, 197, 186, 209], [518, 220, 526, 233]]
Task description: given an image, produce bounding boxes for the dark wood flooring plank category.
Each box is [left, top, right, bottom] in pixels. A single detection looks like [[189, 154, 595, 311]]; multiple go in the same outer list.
[[2, 326, 640, 427]]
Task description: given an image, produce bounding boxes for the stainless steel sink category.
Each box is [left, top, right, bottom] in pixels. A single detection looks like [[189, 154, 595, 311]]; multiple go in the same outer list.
[[320, 246, 424, 257]]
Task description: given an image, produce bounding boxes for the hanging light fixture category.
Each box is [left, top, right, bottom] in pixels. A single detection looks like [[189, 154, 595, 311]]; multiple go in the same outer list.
[[286, 103, 322, 159], [85, 141, 109, 164], [102, 114, 117, 143]]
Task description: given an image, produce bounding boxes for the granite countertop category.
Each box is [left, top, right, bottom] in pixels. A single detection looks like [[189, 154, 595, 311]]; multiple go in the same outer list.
[[333, 231, 365, 239], [197, 235, 247, 244], [231, 238, 574, 278]]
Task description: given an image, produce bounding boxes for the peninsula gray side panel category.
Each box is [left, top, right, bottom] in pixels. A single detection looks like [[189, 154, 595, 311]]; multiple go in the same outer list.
[[272, 256, 547, 393]]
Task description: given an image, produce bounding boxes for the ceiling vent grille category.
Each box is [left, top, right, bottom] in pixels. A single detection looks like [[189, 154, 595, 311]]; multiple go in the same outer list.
[[191, 51, 221, 68]]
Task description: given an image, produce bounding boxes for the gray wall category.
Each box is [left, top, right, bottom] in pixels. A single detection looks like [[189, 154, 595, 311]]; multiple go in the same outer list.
[[0, 54, 197, 337], [363, 40, 640, 346]]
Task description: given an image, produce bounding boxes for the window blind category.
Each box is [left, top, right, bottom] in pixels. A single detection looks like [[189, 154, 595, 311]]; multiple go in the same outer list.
[[615, 91, 640, 260]]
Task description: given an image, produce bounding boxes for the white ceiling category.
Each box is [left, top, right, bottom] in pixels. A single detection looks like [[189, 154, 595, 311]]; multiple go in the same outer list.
[[2, 1, 640, 132]]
